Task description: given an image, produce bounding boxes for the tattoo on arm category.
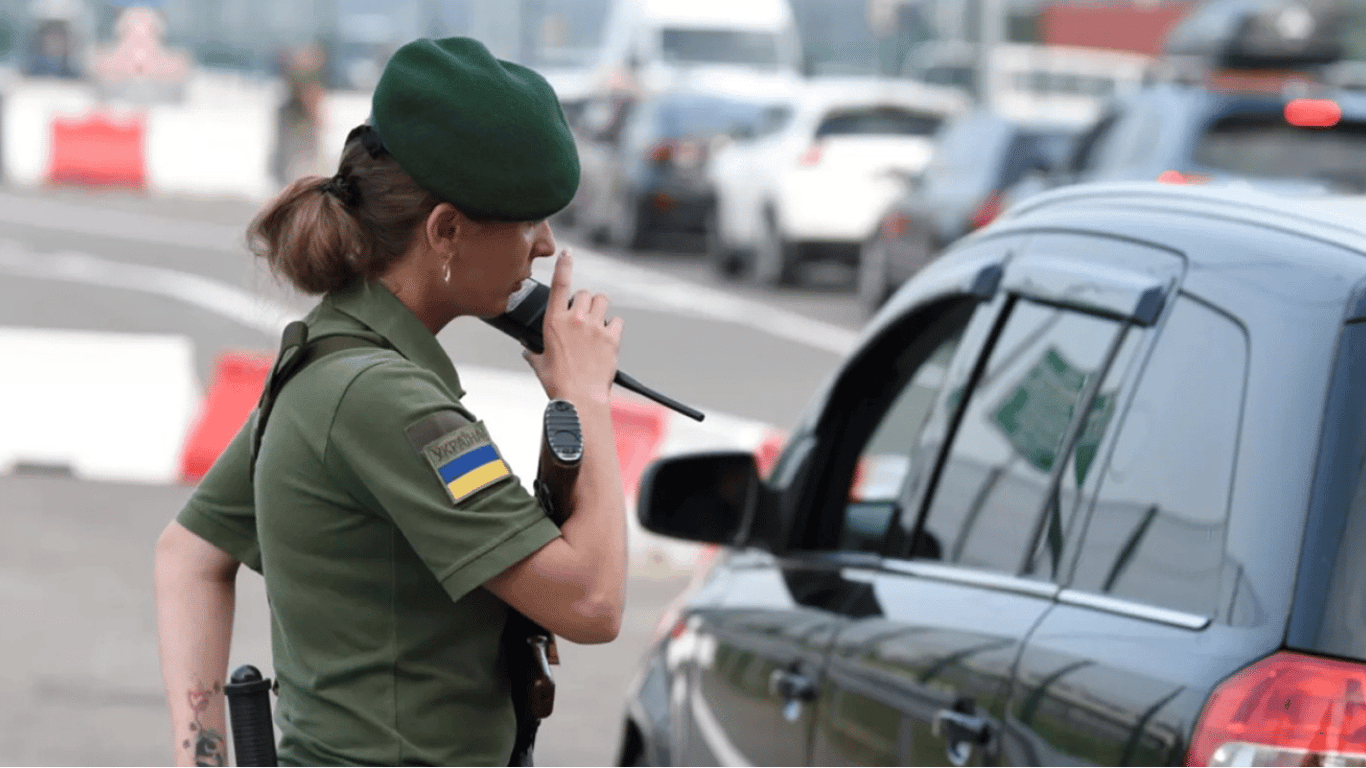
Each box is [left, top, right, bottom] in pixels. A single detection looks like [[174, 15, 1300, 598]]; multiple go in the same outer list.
[[183, 681, 226, 767]]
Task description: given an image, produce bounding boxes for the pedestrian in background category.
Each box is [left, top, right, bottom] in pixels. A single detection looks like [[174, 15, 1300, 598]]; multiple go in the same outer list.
[[272, 44, 328, 187], [154, 36, 629, 766]]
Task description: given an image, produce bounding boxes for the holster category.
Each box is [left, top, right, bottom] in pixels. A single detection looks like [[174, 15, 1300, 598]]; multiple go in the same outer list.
[[506, 400, 582, 767]]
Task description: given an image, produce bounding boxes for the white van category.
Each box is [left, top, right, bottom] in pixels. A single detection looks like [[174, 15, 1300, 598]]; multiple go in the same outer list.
[[593, 0, 804, 97]]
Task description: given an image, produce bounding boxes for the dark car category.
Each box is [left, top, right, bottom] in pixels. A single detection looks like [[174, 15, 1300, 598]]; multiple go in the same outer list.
[[857, 110, 1081, 315], [1018, 0, 1366, 203], [1048, 83, 1366, 192], [615, 182, 1366, 766], [573, 90, 778, 251]]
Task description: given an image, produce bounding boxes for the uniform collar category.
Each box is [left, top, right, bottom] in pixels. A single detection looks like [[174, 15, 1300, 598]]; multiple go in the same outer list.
[[323, 279, 465, 398]]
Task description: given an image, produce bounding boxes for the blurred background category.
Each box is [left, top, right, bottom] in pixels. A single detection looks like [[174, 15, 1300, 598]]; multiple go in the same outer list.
[[2, 0, 1364, 764]]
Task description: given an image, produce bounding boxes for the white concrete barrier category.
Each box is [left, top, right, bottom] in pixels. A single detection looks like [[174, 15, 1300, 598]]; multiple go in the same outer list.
[[0, 74, 376, 201]]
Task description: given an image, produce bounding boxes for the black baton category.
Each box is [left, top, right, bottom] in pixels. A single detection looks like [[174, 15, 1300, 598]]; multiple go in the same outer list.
[[224, 665, 278, 767]]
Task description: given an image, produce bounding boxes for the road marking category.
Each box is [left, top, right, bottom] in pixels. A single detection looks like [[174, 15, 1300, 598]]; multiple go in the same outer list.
[[0, 191, 860, 354], [0, 326, 198, 484], [0, 239, 293, 335]]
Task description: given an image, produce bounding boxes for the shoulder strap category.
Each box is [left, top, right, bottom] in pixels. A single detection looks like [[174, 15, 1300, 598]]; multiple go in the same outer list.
[[248, 321, 386, 483]]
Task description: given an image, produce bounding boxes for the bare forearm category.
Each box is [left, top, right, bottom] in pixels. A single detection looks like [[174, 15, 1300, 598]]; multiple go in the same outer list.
[[154, 543, 237, 766], [556, 397, 628, 614]]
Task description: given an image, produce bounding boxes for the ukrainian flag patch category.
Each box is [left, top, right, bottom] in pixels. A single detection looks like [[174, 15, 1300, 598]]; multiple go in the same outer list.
[[411, 418, 512, 504]]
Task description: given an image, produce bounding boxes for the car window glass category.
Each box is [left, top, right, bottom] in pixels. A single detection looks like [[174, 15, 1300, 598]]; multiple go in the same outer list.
[[816, 107, 944, 138], [659, 28, 782, 67], [919, 299, 1128, 575], [1022, 328, 1145, 580], [1070, 111, 1119, 174], [837, 331, 964, 553], [1194, 114, 1366, 192], [1068, 297, 1247, 617], [1089, 102, 1161, 175]]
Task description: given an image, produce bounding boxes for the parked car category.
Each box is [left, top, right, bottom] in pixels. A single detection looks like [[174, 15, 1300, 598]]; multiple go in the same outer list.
[[616, 182, 1366, 766], [856, 110, 1083, 315], [704, 77, 968, 286], [1033, 82, 1366, 195], [570, 89, 782, 250]]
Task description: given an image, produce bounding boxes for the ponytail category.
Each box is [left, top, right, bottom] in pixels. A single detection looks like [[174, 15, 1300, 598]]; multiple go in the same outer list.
[[248, 136, 441, 295]]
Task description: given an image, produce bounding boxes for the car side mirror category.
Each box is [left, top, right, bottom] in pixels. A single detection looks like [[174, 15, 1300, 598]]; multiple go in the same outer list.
[[637, 450, 760, 545]]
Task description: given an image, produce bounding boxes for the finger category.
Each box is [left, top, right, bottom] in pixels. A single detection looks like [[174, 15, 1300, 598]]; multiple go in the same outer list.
[[587, 292, 610, 322], [571, 290, 594, 320], [606, 315, 625, 343], [547, 250, 573, 313]]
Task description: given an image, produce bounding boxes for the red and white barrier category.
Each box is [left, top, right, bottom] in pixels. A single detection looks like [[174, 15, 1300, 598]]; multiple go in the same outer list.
[[1, 75, 328, 200], [178, 350, 272, 484]]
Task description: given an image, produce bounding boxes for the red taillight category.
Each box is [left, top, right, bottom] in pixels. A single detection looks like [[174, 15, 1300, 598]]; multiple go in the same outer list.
[[881, 212, 910, 240], [1286, 99, 1342, 128], [1188, 651, 1366, 767], [649, 141, 675, 164], [1157, 170, 1210, 185], [970, 190, 1003, 229], [799, 143, 823, 166]]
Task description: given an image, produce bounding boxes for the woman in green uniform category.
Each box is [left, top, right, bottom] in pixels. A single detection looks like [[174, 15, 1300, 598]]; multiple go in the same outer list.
[[153, 37, 628, 766]]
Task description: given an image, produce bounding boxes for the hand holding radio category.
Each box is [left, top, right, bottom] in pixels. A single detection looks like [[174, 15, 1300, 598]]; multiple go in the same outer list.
[[519, 251, 623, 406], [483, 250, 705, 422]]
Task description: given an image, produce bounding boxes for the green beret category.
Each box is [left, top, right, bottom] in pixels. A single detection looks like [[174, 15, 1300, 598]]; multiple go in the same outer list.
[[371, 37, 579, 221]]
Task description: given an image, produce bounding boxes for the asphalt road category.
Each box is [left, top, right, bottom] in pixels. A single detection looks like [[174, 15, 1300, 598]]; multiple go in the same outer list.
[[0, 186, 868, 766]]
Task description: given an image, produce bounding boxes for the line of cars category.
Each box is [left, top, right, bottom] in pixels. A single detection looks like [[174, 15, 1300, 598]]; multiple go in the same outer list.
[[561, 0, 1366, 328]]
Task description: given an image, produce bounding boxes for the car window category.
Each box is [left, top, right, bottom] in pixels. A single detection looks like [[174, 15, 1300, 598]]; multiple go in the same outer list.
[[918, 299, 1131, 575], [838, 330, 964, 553], [1086, 101, 1162, 175], [659, 28, 782, 67], [789, 293, 990, 556], [1021, 329, 1145, 580], [1193, 113, 1366, 191], [1069, 111, 1120, 175], [1067, 296, 1247, 617], [815, 107, 944, 138]]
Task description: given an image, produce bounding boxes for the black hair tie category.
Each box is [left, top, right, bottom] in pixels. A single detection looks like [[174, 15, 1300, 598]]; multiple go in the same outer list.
[[319, 173, 361, 208], [347, 123, 387, 159]]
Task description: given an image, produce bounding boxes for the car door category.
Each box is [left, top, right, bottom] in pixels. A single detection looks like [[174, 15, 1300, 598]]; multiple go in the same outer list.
[[997, 233, 1260, 766], [669, 238, 1017, 767], [807, 232, 1180, 766]]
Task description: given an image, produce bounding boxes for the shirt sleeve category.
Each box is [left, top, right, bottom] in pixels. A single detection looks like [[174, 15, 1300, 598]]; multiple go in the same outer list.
[[325, 360, 561, 603], [176, 417, 263, 573]]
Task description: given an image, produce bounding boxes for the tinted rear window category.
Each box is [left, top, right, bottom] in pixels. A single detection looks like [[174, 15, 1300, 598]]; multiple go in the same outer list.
[[1193, 112, 1366, 191], [660, 28, 781, 67], [815, 107, 943, 138]]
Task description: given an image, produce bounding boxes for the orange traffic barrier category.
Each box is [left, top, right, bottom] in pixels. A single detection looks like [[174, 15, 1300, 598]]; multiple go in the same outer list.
[[180, 351, 272, 483], [610, 397, 670, 502], [48, 113, 146, 189]]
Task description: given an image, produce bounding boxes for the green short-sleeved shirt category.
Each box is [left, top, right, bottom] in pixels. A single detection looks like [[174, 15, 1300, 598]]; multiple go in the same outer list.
[[178, 279, 561, 766]]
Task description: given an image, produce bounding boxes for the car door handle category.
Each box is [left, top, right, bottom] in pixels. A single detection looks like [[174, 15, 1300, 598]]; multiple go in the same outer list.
[[768, 668, 817, 701], [933, 708, 990, 743], [933, 708, 992, 766]]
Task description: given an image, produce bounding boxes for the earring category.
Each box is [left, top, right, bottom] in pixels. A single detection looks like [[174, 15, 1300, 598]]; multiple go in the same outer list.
[[443, 260, 452, 284]]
